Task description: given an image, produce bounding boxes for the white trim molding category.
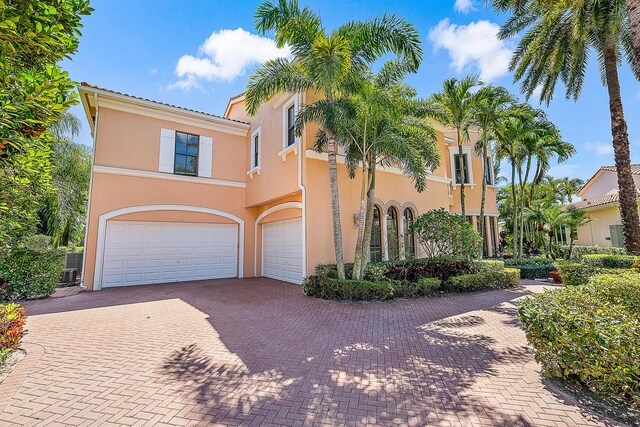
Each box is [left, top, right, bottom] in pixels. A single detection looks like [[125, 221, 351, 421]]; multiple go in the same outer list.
[[278, 142, 299, 161], [93, 165, 246, 188], [253, 202, 303, 277], [282, 95, 300, 151], [91, 205, 246, 290], [305, 150, 452, 184], [247, 166, 262, 179], [448, 146, 475, 188], [250, 127, 262, 169]]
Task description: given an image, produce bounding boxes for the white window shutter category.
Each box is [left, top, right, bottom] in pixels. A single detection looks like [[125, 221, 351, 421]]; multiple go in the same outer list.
[[159, 128, 175, 173], [199, 136, 213, 178]]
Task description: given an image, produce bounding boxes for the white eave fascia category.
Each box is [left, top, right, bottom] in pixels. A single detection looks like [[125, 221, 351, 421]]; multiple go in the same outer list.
[[224, 94, 246, 118], [78, 85, 250, 137]]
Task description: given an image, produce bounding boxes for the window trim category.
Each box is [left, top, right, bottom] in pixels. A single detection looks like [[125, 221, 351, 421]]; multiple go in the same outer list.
[[402, 208, 416, 259], [449, 147, 474, 187], [370, 205, 383, 263], [251, 127, 261, 168], [174, 131, 200, 177], [386, 206, 400, 261], [484, 155, 495, 186], [282, 96, 300, 151]]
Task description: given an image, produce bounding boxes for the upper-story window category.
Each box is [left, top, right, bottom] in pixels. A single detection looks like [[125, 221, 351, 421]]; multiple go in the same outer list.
[[286, 105, 296, 147], [174, 131, 199, 176], [454, 153, 470, 184], [251, 128, 261, 169], [484, 157, 494, 185]]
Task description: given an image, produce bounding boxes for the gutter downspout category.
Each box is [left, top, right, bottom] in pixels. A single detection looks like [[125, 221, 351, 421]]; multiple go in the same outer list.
[[79, 91, 99, 289], [298, 92, 307, 279]]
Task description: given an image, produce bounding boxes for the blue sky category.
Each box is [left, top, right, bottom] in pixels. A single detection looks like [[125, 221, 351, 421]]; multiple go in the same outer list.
[[64, 0, 640, 181]]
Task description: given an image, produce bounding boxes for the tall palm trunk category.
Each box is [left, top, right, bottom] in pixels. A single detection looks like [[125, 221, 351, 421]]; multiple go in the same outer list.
[[457, 129, 466, 218], [327, 136, 346, 278], [603, 44, 640, 254], [479, 141, 488, 259], [519, 156, 532, 257], [510, 159, 519, 258], [627, 0, 640, 71], [360, 158, 376, 278], [352, 159, 370, 279]]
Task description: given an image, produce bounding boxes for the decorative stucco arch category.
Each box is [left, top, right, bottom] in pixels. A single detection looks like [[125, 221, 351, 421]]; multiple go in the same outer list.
[[91, 204, 245, 290]]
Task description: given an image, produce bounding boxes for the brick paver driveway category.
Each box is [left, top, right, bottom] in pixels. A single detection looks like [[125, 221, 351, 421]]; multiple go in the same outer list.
[[0, 279, 616, 426]]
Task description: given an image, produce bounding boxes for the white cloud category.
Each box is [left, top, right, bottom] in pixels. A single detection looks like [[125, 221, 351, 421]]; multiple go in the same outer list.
[[585, 142, 614, 156], [150, 67, 158, 75], [170, 28, 291, 90], [454, 0, 476, 13], [428, 19, 513, 82]]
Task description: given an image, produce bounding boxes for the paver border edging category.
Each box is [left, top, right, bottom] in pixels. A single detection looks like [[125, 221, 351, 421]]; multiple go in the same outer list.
[[0, 342, 45, 412]]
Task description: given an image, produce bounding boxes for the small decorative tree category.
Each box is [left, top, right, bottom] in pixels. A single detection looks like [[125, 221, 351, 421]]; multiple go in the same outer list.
[[411, 209, 482, 259]]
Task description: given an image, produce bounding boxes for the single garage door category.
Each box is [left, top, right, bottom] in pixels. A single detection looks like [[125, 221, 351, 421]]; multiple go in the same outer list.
[[262, 218, 303, 284], [102, 221, 238, 288]]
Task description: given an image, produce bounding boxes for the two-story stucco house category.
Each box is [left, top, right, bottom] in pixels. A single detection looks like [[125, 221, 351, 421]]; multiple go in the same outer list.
[[567, 165, 640, 248], [78, 83, 499, 290]]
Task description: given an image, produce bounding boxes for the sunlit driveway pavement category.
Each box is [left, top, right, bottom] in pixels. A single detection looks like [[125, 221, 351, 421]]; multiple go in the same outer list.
[[0, 278, 615, 426]]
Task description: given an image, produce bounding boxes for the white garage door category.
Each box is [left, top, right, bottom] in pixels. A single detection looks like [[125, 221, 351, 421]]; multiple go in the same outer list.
[[262, 218, 303, 284], [102, 221, 238, 288]]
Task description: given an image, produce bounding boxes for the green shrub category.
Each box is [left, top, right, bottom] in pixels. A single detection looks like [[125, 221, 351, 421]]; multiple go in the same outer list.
[[556, 261, 619, 286], [504, 258, 556, 279], [518, 273, 640, 404], [0, 303, 27, 365], [443, 268, 520, 293], [581, 254, 637, 269], [472, 260, 505, 273], [416, 277, 442, 295], [314, 262, 390, 281], [385, 256, 475, 282], [556, 244, 626, 260], [411, 208, 482, 259], [0, 236, 65, 302], [303, 276, 426, 301]]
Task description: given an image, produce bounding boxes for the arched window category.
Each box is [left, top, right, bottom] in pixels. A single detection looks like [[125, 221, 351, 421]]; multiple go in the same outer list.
[[403, 208, 415, 258], [387, 207, 400, 261], [370, 206, 383, 262]]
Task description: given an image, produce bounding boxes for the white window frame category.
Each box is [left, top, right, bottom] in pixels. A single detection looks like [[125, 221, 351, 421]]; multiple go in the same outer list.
[[484, 155, 495, 186], [278, 96, 300, 161], [248, 127, 262, 178], [449, 147, 474, 187]]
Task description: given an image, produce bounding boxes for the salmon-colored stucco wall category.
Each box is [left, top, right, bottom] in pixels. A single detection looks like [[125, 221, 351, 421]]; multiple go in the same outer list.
[[94, 108, 247, 183], [83, 173, 257, 290]]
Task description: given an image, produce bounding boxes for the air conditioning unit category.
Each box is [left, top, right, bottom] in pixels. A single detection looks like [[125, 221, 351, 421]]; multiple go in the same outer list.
[[61, 268, 77, 284]]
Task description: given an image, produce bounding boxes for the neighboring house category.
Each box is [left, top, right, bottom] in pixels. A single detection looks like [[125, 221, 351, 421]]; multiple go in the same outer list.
[[567, 165, 640, 248], [78, 83, 499, 290]]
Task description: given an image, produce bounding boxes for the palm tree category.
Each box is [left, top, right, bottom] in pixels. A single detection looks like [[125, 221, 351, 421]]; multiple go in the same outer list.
[[540, 204, 570, 259], [245, 0, 423, 278], [428, 76, 483, 218], [473, 85, 514, 257], [565, 207, 590, 259], [627, 0, 640, 69], [559, 177, 585, 203], [491, 0, 640, 254]]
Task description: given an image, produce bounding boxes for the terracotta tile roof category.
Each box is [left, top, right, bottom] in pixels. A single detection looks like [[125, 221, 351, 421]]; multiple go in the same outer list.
[[568, 188, 640, 210], [600, 164, 640, 174], [228, 92, 245, 101], [79, 82, 250, 125]]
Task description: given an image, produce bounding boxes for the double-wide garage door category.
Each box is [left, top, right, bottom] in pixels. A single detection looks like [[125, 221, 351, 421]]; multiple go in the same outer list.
[[262, 218, 303, 284], [102, 221, 238, 288]]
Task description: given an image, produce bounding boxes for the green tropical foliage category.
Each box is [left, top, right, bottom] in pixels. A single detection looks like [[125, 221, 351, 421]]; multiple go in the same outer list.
[[411, 208, 482, 260]]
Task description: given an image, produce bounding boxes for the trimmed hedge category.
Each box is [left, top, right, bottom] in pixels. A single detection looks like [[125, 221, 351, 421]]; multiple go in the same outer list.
[[581, 254, 637, 269], [557, 260, 628, 287], [443, 268, 520, 293], [505, 258, 555, 280], [556, 245, 627, 260], [0, 303, 27, 365], [385, 257, 475, 282], [518, 272, 640, 405], [472, 259, 505, 273], [302, 276, 440, 301], [0, 237, 65, 302], [315, 262, 390, 281]]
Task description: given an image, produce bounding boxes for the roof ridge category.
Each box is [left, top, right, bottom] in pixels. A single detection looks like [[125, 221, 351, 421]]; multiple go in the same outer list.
[[79, 82, 250, 126]]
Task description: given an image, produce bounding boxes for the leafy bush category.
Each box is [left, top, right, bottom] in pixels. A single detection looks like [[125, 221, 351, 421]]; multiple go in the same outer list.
[[0, 235, 65, 302], [555, 245, 626, 260], [518, 273, 640, 404], [0, 304, 27, 365], [416, 277, 442, 295], [303, 276, 435, 301], [505, 258, 555, 279], [581, 254, 637, 269], [443, 268, 520, 293], [314, 262, 390, 281], [472, 260, 505, 273], [557, 261, 623, 286], [411, 209, 482, 259], [385, 256, 475, 282]]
